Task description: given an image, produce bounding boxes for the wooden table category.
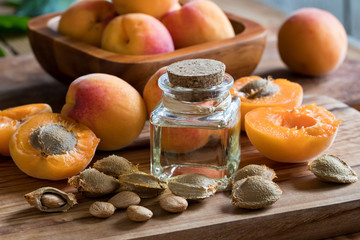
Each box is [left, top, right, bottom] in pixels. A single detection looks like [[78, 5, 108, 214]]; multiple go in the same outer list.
[[1, 1, 360, 239]]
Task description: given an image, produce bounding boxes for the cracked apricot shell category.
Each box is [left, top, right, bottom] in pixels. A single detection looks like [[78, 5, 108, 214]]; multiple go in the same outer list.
[[245, 104, 341, 163], [0, 103, 52, 156], [9, 113, 100, 180], [230, 76, 303, 130]]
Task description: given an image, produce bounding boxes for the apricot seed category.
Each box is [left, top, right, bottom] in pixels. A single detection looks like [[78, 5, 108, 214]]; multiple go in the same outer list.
[[126, 205, 153, 222], [68, 168, 120, 197], [118, 172, 167, 198], [231, 176, 282, 209], [168, 174, 218, 200], [160, 195, 188, 213], [93, 155, 138, 178], [231, 164, 276, 185], [308, 154, 358, 183], [24, 187, 77, 212], [240, 77, 279, 99], [30, 124, 77, 156], [89, 201, 116, 218], [108, 191, 141, 209]]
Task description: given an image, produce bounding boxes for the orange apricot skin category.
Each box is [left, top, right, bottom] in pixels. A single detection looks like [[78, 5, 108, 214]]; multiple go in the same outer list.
[[278, 8, 347, 76], [230, 76, 303, 131], [0, 104, 52, 156], [245, 104, 341, 163], [9, 113, 100, 180]]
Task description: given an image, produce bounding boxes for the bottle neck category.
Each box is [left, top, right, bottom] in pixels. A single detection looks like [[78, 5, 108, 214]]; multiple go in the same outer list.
[[162, 92, 232, 115], [158, 72, 234, 115]]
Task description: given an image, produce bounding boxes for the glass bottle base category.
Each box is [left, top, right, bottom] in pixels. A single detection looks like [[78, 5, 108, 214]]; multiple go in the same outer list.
[[152, 164, 231, 190]]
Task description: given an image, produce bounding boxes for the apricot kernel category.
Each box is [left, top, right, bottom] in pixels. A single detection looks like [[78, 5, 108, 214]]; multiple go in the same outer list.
[[126, 205, 153, 222], [30, 124, 77, 156], [89, 201, 116, 218], [168, 173, 218, 200], [108, 191, 141, 209], [160, 195, 188, 213], [231, 176, 282, 209], [68, 168, 120, 197], [308, 154, 358, 183], [118, 172, 167, 198], [24, 187, 77, 212], [93, 155, 138, 178], [231, 164, 276, 185], [240, 77, 279, 99]]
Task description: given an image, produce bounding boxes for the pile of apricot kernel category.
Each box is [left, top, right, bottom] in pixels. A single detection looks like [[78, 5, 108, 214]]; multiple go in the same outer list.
[[9, 113, 99, 180], [67, 155, 194, 221], [245, 104, 341, 163], [230, 76, 303, 130], [0, 103, 52, 156]]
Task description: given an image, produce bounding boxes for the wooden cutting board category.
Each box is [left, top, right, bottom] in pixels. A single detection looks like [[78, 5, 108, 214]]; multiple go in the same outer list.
[[0, 95, 359, 240]]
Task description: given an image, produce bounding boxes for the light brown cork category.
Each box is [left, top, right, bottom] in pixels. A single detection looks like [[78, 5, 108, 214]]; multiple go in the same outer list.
[[167, 59, 225, 88]]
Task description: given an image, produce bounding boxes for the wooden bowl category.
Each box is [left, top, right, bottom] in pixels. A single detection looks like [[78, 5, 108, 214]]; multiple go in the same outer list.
[[28, 12, 266, 93]]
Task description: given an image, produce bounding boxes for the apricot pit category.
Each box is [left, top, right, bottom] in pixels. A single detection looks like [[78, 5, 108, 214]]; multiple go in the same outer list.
[[30, 124, 76, 156], [231, 76, 303, 130], [240, 77, 279, 99]]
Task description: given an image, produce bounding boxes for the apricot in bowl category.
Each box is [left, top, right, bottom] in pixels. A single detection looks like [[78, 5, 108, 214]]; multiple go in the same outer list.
[[245, 104, 341, 163], [0, 103, 52, 156], [230, 76, 303, 130], [9, 113, 99, 180]]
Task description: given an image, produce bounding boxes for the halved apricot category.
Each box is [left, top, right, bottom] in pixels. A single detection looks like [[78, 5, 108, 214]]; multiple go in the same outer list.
[[0, 104, 52, 156], [9, 113, 100, 180], [230, 76, 303, 130], [244, 104, 341, 163]]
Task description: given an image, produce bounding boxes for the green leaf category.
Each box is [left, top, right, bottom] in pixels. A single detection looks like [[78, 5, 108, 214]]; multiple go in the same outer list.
[[0, 47, 5, 57], [0, 15, 30, 35], [16, 0, 76, 17]]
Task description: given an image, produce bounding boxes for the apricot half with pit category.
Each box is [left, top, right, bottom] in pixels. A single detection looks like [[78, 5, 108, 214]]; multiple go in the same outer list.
[[0, 103, 52, 156], [9, 113, 99, 180], [230, 76, 303, 130], [245, 104, 341, 163]]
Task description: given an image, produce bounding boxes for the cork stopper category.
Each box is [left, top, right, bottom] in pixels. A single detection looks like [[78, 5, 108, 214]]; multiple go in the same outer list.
[[167, 59, 225, 88]]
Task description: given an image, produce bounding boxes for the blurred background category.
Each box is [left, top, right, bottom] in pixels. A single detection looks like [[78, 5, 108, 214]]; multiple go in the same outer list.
[[0, 0, 359, 56]]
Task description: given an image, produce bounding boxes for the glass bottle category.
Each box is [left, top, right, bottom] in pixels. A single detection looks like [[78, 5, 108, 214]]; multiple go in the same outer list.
[[149, 68, 241, 190]]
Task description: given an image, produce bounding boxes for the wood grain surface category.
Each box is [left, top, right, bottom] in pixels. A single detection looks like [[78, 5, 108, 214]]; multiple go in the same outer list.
[[0, 95, 359, 240]]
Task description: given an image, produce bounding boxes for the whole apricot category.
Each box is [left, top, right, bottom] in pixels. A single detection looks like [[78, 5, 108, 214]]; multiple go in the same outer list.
[[245, 104, 341, 163], [161, 0, 235, 49], [278, 8, 347, 76], [101, 13, 174, 55], [61, 73, 147, 151], [58, 0, 117, 47], [112, 0, 178, 19]]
